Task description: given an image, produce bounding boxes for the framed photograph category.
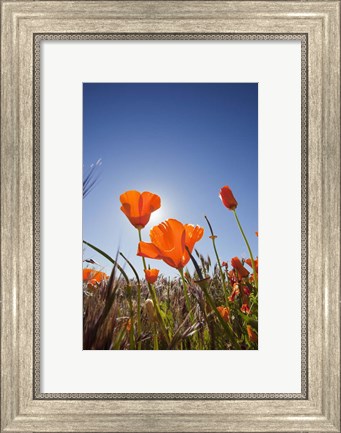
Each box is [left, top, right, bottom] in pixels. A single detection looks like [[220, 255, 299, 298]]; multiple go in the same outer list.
[[82, 81, 259, 352], [1, 1, 340, 432]]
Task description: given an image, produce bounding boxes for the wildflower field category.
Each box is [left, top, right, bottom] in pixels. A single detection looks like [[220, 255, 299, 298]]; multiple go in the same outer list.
[[83, 186, 258, 350]]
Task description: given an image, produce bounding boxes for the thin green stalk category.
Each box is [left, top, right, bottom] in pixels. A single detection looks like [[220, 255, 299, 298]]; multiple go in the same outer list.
[[153, 324, 158, 350], [120, 252, 142, 349], [179, 268, 195, 325], [149, 283, 170, 345], [233, 210, 258, 289], [83, 240, 129, 284], [205, 216, 228, 304], [126, 286, 135, 350], [179, 269, 192, 314], [138, 229, 147, 269], [113, 324, 127, 350], [137, 228, 170, 345], [136, 283, 141, 349]]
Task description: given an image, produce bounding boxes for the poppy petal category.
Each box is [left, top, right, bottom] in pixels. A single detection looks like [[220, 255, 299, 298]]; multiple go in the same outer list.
[[120, 190, 141, 217], [141, 191, 161, 213], [184, 224, 204, 253], [137, 241, 161, 259]]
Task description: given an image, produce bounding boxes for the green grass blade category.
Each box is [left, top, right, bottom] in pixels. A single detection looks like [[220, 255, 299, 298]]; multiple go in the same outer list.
[[83, 240, 129, 284]]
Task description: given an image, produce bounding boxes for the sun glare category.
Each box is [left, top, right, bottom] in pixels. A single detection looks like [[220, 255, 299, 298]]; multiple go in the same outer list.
[[149, 207, 163, 225]]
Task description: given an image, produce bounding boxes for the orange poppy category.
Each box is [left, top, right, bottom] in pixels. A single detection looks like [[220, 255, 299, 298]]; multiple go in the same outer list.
[[217, 306, 230, 322], [137, 218, 204, 270], [120, 190, 161, 229], [228, 283, 240, 302], [144, 268, 159, 284], [219, 186, 238, 210], [245, 257, 258, 273], [246, 325, 258, 342], [83, 268, 108, 283], [231, 257, 249, 279]]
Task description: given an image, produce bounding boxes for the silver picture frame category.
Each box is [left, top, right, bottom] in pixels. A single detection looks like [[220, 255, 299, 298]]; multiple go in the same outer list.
[[1, 2, 340, 432]]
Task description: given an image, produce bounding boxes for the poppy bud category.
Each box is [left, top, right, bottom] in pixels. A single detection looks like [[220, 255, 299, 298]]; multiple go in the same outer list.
[[219, 186, 238, 210], [246, 325, 258, 342], [217, 306, 230, 322], [145, 299, 157, 323], [144, 268, 159, 284]]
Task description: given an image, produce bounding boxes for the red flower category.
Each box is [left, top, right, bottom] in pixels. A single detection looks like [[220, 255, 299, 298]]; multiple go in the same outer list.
[[241, 303, 251, 315], [219, 186, 238, 210], [231, 257, 249, 279], [242, 285, 251, 296], [221, 261, 228, 268], [144, 268, 159, 284]]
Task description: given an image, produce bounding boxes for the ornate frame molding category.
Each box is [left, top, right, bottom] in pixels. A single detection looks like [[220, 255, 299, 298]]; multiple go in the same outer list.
[[1, 2, 339, 432]]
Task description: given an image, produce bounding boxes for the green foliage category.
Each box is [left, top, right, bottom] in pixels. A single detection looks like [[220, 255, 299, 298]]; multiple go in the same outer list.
[[83, 252, 258, 350]]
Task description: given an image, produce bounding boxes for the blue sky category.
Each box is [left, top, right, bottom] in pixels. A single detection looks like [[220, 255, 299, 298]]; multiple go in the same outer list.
[[83, 83, 258, 278]]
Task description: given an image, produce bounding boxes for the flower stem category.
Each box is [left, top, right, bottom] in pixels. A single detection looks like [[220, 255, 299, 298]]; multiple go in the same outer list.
[[138, 229, 147, 269], [126, 287, 135, 350], [120, 251, 141, 349], [179, 268, 200, 349], [136, 283, 141, 349], [233, 210, 258, 289], [153, 324, 158, 350], [205, 216, 228, 304], [137, 228, 170, 346], [179, 268, 193, 321]]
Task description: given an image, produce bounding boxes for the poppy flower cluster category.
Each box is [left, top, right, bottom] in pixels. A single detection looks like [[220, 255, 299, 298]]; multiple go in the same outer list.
[[83, 184, 258, 350], [120, 190, 204, 273]]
